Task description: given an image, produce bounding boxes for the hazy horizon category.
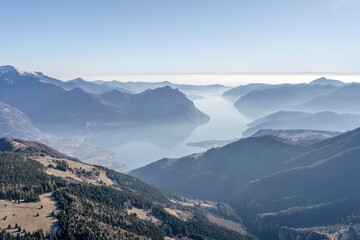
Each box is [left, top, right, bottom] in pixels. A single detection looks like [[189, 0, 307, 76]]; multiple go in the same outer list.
[[78, 74, 360, 86]]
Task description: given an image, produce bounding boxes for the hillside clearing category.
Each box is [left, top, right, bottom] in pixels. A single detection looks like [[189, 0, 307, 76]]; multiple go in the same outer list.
[[206, 213, 247, 235], [35, 156, 116, 186], [126, 207, 162, 226], [0, 192, 58, 235], [164, 207, 193, 221]]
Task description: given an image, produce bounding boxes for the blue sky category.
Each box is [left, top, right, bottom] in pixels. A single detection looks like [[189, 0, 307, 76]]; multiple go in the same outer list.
[[1, 0, 359, 78]]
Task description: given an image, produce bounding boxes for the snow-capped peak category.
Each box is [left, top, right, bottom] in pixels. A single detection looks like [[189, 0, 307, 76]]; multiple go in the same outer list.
[[0, 65, 24, 76], [0, 65, 47, 85], [0, 65, 44, 78]]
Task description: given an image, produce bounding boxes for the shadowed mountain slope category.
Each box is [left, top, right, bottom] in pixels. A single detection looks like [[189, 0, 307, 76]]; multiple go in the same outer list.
[[131, 127, 360, 239], [0, 66, 209, 133], [243, 111, 360, 137], [131, 135, 307, 206], [234, 84, 337, 118], [301, 83, 360, 114], [0, 102, 41, 139]]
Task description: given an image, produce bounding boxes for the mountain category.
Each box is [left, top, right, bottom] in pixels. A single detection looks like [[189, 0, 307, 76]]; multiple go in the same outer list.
[[186, 129, 340, 150], [101, 86, 210, 125], [67, 77, 132, 95], [234, 84, 337, 118], [0, 102, 41, 139], [243, 111, 360, 137], [0, 137, 79, 161], [100, 89, 132, 108], [130, 135, 308, 207], [0, 137, 255, 240], [241, 129, 360, 239], [223, 78, 352, 118], [0, 65, 123, 133], [131, 127, 360, 239], [222, 83, 281, 102], [309, 77, 346, 87], [246, 111, 311, 128], [0, 66, 209, 133], [32, 71, 78, 90], [0, 66, 130, 94], [98, 80, 230, 95], [301, 83, 360, 114], [223, 77, 344, 104]]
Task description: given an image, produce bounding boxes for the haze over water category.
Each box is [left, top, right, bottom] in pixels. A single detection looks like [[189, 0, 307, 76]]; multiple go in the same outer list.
[[92, 91, 249, 171], [84, 73, 360, 171]]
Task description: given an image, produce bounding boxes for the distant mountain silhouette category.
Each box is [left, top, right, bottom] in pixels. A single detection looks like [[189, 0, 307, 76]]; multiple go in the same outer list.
[[222, 83, 285, 102], [223, 77, 345, 104], [0, 65, 209, 133], [101, 86, 209, 124], [0, 67, 121, 133], [309, 77, 346, 87], [234, 84, 337, 118], [247, 111, 311, 128], [68, 77, 132, 94], [301, 83, 360, 113], [100, 86, 210, 126], [223, 77, 355, 118], [100, 89, 132, 108], [243, 110, 360, 137], [98, 80, 229, 95]]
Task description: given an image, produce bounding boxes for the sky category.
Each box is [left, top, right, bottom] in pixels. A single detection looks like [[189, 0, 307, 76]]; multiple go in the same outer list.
[[1, 0, 360, 82]]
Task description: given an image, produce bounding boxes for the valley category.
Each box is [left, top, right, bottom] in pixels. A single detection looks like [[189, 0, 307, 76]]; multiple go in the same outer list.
[[3, 1, 360, 239], [2, 66, 360, 239]]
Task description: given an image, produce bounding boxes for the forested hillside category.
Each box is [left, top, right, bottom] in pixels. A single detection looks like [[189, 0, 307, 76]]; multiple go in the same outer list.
[[0, 137, 255, 240]]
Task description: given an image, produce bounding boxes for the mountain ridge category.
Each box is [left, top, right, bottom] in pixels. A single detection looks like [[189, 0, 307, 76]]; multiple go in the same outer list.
[[131, 127, 360, 239], [0, 137, 255, 240], [0, 65, 209, 133]]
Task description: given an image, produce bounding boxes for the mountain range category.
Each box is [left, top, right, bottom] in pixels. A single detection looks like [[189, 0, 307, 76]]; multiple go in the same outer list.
[[234, 84, 337, 118], [100, 87, 209, 125], [96, 79, 230, 95], [131, 127, 360, 239], [0, 65, 209, 133], [223, 77, 360, 118]]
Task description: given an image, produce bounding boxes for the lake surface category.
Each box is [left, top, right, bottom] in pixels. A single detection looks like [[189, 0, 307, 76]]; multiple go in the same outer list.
[[96, 93, 250, 171]]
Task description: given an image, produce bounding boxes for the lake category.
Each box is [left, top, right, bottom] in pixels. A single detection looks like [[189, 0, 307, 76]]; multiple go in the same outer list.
[[93, 92, 250, 171]]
